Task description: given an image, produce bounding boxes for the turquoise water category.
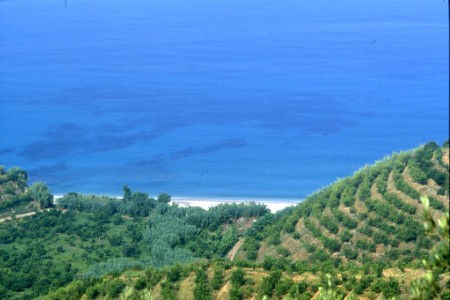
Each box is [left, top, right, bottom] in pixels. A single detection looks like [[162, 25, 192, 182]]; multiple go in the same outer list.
[[0, 0, 448, 198]]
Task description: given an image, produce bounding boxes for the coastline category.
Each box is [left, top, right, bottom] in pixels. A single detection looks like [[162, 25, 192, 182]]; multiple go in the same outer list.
[[172, 196, 300, 212], [54, 195, 300, 213]]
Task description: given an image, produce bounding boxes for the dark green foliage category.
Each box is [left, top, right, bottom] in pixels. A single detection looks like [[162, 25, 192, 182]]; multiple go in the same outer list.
[[160, 280, 177, 300], [259, 270, 282, 297], [321, 236, 341, 253], [242, 238, 260, 260], [371, 278, 400, 298], [267, 233, 281, 245], [106, 279, 125, 297], [276, 246, 290, 257], [274, 277, 294, 297], [341, 188, 356, 207], [354, 275, 374, 294], [229, 286, 244, 300], [134, 278, 146, 290], [157, 193, 171, 203], [231, 268, 246, 286], [29, 182, 54, 208], [393, 172, 420, 200], [339, 229, 352, 242], [318, 215, 339, 234], [229, 268, 246, 300], [193, 268, 211, 300], [383, 192, 416, 215], [373, 231, 390, 245], [428, 196, 445, 211], [342, 247, 358, 260], [332, 209, 357, 229], [167, 264, 183, 282], [211, 266, 224, 290]]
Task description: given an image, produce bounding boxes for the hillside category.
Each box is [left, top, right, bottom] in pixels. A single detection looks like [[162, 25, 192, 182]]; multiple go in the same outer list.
[[238, 141, 449, 266], [1, 141, 449, 300], [40, 142, 449, 299]]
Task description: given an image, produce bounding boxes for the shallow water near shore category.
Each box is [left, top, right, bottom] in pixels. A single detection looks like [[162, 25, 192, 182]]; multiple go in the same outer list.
[[0, 0, 448, 199]]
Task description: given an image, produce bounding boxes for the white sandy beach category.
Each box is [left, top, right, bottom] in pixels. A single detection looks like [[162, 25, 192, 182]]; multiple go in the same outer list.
[[172, 196, 300, 212]]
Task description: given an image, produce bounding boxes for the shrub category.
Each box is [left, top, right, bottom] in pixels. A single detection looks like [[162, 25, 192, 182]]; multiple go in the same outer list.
[[354, 275, 374, 295], [339, 230, 352, 243], [371, 278, 400, 298], [229, 286, 243, 300], [276, 246, 290, 257], [167, 264, 183, 282], [134, 278, 146, 290], [107, 280, 125, 297], [231, 268, 246, 287], [429, 196, 445, 211], [193, 268, 211, 300], [259, 271, 282, 297], [342, 247, 358, 260], [321, 237, 341, 253], [318, 216, 339, 235], [274, 277, 294, 297], [211, 267, 224, 290]]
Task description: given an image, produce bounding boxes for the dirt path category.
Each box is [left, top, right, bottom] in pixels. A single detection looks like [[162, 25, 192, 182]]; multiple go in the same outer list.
[[0, 211, 37, 223], [216, 281, 230, 300], [227, 238, 244, 261], [177, 272, 195, 300], [0, 208, 52, 223]]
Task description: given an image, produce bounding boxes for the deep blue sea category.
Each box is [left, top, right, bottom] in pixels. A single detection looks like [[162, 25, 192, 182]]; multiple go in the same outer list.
[[0, 0, 448, 199]]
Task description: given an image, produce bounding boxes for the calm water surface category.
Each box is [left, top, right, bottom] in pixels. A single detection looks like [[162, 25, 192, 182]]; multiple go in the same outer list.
[[0, 0, 448, 198]]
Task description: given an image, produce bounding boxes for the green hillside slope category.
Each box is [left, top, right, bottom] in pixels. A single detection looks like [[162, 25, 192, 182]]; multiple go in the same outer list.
[[1, 141, 449, 300], [0, 173, 268, 299], [239, 141, 449, 265]]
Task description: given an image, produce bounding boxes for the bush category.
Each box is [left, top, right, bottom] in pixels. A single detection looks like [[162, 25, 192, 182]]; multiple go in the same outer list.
[[339, 230, 352, 242], [193, 268, 211, 300], [231, 268, 246, 287], [276, 246, 290, 257], [208, 267, 223, 290], [167, 264, 183, 282], [107, 280, 125, 297], [342, 248, 358, 260], [229, 286, 243, 300], [134, 278, 146, 290], [259, 271, 281, 297], [354, 275, 374, 295], [319, 216, 339, 234], [371, 278, 400, 298], [274, 277, 294, 297]]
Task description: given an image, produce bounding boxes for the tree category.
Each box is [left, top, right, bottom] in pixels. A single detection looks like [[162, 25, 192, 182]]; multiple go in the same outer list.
[[29, 182, 53, 208], [158, 193, 171, 203], [123, 185, 132, 200]]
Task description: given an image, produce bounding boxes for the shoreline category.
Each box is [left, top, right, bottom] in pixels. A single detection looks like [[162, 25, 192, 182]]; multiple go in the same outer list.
[[171, 196, 300, 212], [54, 194, 301, 213]]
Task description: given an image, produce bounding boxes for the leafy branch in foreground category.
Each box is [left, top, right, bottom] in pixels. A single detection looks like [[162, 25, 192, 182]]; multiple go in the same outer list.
[[409, 196, 449, 300]]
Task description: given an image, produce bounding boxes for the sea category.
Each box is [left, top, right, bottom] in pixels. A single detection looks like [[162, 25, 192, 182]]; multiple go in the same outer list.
[[0, 0, 448, 201]]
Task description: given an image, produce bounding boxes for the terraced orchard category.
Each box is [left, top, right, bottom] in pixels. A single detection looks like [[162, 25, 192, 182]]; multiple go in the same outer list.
[[239, 141, 449, 265]]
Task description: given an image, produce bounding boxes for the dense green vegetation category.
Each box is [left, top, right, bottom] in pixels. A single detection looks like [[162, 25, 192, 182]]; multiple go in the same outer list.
[[0, 170, 268, 299], [0, 141, 448, 299]]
